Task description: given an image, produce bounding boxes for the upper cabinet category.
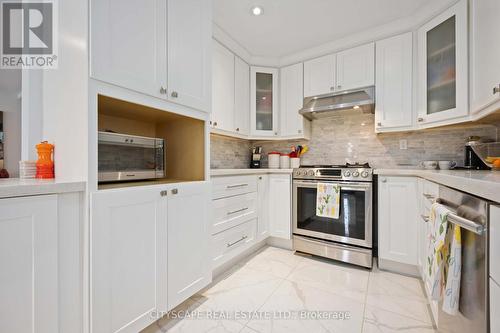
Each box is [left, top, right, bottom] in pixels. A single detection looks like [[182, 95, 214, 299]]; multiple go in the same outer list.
[[336, 43, 375, 91], [303, 54, 336, 97], [234, 56, 250, 135], [211, 40, 235, 132], [90, 0, 211, 113], [90, 0, 167, 99], [303, 42, 374, 97], [280, 63, 310, 138], [250, 67, 279, 137], [417, 0, 468, 126], [470, 0, 500, 116], [375, 33, 413, 132], [167, 0, 211, 111]]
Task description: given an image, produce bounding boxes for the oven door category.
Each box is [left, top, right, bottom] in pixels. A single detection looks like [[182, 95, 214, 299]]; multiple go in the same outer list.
[[293, 179, 372, 248]]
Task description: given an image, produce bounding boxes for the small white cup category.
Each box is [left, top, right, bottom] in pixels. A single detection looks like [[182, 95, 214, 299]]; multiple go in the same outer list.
[[438, 161, 457, 170]]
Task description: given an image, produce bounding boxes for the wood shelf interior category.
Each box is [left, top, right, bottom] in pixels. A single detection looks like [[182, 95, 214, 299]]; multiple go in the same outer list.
[[97, 94, 205, 189]]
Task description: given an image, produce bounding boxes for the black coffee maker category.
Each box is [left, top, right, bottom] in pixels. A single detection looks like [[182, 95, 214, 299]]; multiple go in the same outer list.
[[464, 136, 490, 170], [250, 146, 262, 168]]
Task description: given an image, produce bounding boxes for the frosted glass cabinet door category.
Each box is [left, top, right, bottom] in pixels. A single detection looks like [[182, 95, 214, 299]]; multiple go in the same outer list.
[[417, 0, 468, 126], [251, 67, 279, 137]]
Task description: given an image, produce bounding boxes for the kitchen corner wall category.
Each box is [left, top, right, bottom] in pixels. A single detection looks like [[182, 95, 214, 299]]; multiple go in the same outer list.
[[211, 111, 499, 169]]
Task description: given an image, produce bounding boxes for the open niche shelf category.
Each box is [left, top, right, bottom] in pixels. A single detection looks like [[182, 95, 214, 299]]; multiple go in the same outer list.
[[97, 94, 205, 190]]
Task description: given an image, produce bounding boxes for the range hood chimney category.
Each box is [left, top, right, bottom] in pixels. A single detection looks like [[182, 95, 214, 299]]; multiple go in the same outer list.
[[299, 86, 375, 120]]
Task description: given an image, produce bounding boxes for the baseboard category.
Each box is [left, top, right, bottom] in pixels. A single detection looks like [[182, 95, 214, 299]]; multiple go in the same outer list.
[[211, 238, 267, 278], [378, 258, 420, 277], [266, 236, 293, 250]]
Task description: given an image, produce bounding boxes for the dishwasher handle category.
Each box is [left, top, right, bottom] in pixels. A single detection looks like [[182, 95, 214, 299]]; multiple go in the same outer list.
[[436, 198, 485, 235]]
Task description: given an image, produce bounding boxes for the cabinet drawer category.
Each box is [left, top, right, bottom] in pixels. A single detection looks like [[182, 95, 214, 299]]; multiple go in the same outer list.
[[212, 175, 257, 199], [212, 192, 257, 235], [212, 219, 257, 269], [490, 206, 500, 282]]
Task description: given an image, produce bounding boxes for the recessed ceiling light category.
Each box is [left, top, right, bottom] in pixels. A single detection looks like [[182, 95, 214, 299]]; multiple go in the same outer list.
[[251, 6, 263, 16]]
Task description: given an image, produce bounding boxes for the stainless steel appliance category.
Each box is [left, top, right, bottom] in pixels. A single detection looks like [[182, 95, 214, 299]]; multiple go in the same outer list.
[[464, 136, 490, 170], [250, 146, 262, 169], [293, 163, 373, 268], [98, 131, 165, 182], [299, 86, 375, 120], [435, 185, 489, 333]]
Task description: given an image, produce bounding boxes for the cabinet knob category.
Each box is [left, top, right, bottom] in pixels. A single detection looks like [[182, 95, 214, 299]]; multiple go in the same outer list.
[[214, 122, 218, 126], [494, 85, 500, 95], [417, 117, 424, 122], [171, 188, 178, 195], [377, 122, 382, 127], [330, 86, 335, 91], [337, 85, 342, 89], [274, 132, 278, 135], [381, 178, 387, 183], [160, 86, 167, 94], [171, 91, 178, 98], [209, 121, 212, 125], [160, 190, 168, 197], [236, 128, 240, 132], [298, 129, 302, 134], [258, 176, 262, 180]]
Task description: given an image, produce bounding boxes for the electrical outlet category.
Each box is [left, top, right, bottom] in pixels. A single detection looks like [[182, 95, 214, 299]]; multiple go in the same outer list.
[[399, 139, 408, 150]]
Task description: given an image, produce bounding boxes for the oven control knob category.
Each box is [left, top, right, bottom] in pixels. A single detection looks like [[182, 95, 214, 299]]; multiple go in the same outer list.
[[307, 170, 315, 176], [361, 171, 369, 178], [352, 171, 360, 177], [343, 171, 351, 177]]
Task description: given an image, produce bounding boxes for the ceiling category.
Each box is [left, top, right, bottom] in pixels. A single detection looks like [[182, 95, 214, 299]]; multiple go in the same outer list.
[[213, 0, 445, 58]]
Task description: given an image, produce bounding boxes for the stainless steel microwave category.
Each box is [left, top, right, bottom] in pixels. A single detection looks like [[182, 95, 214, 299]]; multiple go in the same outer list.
[[98, 131, 165, 182]]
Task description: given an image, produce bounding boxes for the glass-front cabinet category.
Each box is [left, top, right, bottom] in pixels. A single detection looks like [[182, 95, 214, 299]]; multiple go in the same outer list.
[[417, 0, 468, 126], [250, 67, 279, 137]]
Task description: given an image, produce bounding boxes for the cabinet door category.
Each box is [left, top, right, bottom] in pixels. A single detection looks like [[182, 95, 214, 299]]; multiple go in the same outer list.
[[90, 0, 167, 98], [251, 67, 279, 137], [470, 0, 500, 115], [257, 175, 269, 240], [417, 0, 468, 125], [303, 54, 336, 97], [281, 63, 309, 137], [167, 0, 211, 112], [336, 43, 375, 92], [491, 278, 500, 333], [268, 174, 291, 239], [212, 40, 235, 131], [0, 195, 58, 333], [375, 33, 413, 132], [234, 56, 250, 135], [91, 188, 167, 333], [378, 177, 418, 266], [167, 182, 211, 310]]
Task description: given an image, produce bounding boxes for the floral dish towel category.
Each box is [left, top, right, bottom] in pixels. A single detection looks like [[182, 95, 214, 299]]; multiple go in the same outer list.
[[316, 183, 340, 219]]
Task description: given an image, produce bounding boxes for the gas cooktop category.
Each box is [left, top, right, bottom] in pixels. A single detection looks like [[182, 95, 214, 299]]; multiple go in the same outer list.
[[299, 162, 371, 169], [293, 163, 373, 181]]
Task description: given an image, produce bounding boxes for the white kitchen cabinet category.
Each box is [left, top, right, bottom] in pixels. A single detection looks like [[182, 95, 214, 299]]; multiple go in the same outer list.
[[417, 0, 468, 126], [303, 54, 336, 98], [336, 42, 375, 92], [167, 182, 211, 310], [268, 174, 292, 239], [90, 0, 167, 98], [167, 0, 211, 111], [257, 175, 270, 240], [280, 63, 311, 139], [378, 176, 418, 271], [375, 33, 413, 132], [470, 0, 500, 116], [234, 56, 250, 135], [251, 67, 280, 137], [91, 188, 168, 333], [0, 195, 58, 333], [491, 278, 500, 333], [212, 40, 235, 131]]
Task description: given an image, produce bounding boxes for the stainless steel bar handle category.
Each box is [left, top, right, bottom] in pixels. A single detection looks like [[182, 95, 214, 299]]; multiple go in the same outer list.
[[446, 213, 485, 235], [227, 207, 248, 215], [227, 235, 247, 248], [423, 193, 436, 201], [226, 183, 248, 189]]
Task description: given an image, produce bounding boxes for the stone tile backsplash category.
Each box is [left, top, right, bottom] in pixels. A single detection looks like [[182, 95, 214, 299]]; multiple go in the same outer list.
[[211, 112, 499, 169]]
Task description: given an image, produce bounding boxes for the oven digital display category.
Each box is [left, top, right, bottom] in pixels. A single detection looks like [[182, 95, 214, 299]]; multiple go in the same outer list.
[[317, 169, 342, 177]]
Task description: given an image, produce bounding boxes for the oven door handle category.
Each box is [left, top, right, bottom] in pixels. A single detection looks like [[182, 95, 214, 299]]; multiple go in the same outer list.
[[293, 181, 371, 191]]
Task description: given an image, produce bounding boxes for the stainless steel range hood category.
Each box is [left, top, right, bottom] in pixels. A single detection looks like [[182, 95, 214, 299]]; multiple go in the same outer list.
[[299, 86, 375, 120]]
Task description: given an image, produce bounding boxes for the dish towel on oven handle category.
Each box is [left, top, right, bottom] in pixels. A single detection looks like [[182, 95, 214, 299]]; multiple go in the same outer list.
[[316, 183, 340, 219], [428, 202, 461, 315]]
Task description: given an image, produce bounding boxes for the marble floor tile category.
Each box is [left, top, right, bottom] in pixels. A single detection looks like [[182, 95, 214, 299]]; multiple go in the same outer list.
[[362, 305, 436, 333], [238, 246, 305, 278], [286, 255, 370, 303], [246, 279, 365, 333]]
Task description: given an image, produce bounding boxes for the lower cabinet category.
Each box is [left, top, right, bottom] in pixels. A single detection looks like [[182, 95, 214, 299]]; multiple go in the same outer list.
[[257, 175, 270, 240], [91, 182, 210, 333], [268, 174, 292, 239], [378, 176, 418, 273], [491, 278, 500, 333]]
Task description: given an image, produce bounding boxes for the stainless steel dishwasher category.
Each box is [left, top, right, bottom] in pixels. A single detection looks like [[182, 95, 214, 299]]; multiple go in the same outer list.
[[436, 185, 490, 333]]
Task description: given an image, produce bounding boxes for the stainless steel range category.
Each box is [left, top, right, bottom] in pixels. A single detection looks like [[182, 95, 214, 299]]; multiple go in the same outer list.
[[292, 163, 373, 268]]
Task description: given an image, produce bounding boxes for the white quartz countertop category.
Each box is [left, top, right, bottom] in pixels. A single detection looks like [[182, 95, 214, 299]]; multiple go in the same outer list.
[[375, 169, 500, 203], [211, 168, 293, 176], [0, 178, 86, 199]]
